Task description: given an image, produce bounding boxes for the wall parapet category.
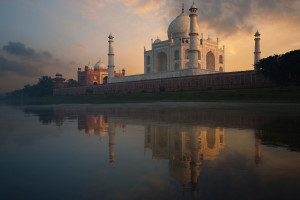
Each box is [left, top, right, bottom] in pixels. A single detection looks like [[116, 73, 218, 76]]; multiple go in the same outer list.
[[54, 70, 275, 96], [110, 68, 219, 83]]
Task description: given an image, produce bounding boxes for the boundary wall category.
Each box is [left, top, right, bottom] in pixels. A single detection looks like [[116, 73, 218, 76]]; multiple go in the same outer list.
[[54, 70, 275, 96], [110, 68, 218, 83]]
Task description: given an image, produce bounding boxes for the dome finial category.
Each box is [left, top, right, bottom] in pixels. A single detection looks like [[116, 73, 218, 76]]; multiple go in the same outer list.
[[108, 32, 114, 39], [255, 30, 261, 37], [189, 2, 197, 12]]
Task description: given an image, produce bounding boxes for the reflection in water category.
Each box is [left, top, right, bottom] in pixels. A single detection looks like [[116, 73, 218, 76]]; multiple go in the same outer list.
[[13, 103, 300, 199], [78, 114, 125, 142], [21, 104, 276, 194], [77, 113, 125, 165], [255, 130, 262, 166], [144, 126, 225, 192], [21, 103, 300, 152], [75, 111, 229, 192]]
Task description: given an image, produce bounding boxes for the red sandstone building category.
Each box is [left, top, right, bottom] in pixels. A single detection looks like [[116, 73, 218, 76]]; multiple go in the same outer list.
[[52, 73, 68, 89], [52, 73, 78, 89], [78, 59, 125, 85]]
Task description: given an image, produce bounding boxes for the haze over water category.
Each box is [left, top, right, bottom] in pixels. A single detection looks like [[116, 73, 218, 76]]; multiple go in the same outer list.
[[0, 103, 300, 199]]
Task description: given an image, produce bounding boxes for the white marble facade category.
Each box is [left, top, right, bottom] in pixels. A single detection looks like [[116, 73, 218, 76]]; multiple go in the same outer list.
[[110, 3, 225, 83], [144, 6, 225, 75]]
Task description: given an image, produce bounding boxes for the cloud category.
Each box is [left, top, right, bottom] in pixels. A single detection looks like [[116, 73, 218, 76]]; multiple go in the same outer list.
[[116, 0, 300, 39], [134, 1, 166, 14], [120, 0, 166, 14], [120, 0, 140, 7], [75, 0, 300, 39], [76, 0, 107, 19], [166, 0, 300, 38], [68, 60, 78, 66], [0, 42, 67, 92], [0, 55, 39, 77], [73, 44, 88, 50], [3, 42, 53, 60]]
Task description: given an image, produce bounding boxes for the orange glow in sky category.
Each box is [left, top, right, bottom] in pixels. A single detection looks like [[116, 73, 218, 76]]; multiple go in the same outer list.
[[0, 0, 299, 92]]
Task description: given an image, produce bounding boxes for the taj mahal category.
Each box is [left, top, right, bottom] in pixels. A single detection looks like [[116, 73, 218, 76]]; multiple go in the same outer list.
[[70, 2, 262, 90], [77, 3, 228, 86], [144, 4, 225, 74], [108, 3, 224, 84]]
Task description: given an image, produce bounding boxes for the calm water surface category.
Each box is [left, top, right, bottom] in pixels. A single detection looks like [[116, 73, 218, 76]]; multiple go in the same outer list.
[[0, 102, 300, 200]]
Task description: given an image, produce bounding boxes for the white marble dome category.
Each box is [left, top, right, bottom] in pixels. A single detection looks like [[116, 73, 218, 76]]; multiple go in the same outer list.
[[94, 59, 105, 71], [168, 13, 190, 39], [182, 32, 189, 38]]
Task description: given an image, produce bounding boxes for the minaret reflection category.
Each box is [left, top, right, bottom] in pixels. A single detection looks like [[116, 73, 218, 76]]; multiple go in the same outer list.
[[77, 113, 125, 166], [189, 129, 201, 191], [78, 113, 125, 143], [144, 126, 225, 191], [108, 121, 115, 166], [254, 130, 262, 166], [78, 114, 109, 141]]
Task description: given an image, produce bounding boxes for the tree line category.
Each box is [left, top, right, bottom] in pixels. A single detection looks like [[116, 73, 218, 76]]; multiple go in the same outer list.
[[255, 49, 300, 84], [7, 76, 77, 97]]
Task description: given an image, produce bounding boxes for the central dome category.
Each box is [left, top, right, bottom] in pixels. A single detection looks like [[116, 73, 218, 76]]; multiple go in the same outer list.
[[167, 13, 190, 39], [94, 59, 106, 71]]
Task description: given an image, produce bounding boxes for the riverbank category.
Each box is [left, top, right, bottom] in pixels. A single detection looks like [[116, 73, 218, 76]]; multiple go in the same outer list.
[[3, 86, 300, 105]]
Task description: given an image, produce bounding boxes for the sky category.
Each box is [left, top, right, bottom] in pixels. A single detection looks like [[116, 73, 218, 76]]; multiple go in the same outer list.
[[0, 0, 300, 92]]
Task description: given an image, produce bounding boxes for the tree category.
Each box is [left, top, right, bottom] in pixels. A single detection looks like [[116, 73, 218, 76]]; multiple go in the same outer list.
[[67, 79, 78, 85], [7, 76, 53, 97], [255, 49, 300, 85], [35, 76, 53, 96]]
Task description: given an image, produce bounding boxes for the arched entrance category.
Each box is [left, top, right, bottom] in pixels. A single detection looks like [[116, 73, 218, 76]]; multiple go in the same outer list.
[[206, 51, 215, 71], [219, 55, 223, 64], [156, 52, 167, 72], [103, 76, 108, 84]]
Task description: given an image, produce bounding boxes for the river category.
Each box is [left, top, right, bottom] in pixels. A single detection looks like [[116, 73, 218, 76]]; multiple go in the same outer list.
[[0, 102, 299, 199]]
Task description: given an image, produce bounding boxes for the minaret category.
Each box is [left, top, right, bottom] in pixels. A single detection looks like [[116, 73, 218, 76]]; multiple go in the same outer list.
[[108, 33, 115, 83], [254, 30, 261, 65], [188, 2, 199, 69]]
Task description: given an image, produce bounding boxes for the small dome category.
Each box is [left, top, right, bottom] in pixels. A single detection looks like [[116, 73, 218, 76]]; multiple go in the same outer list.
[[168, 13, 190, 39], [190, 3, 197, 9], [94, 59, 106, 71], [153, 38, 161, 44], [255, 30, 261, 36], [108, 33, 114, 39]]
